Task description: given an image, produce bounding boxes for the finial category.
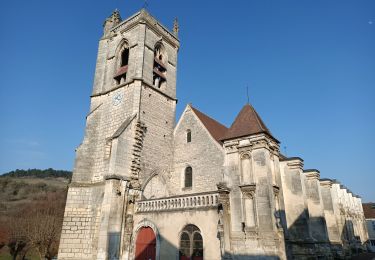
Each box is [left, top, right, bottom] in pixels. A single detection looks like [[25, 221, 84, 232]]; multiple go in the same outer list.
[[143, 0, 149, 9], [246, 85, 249, 104], [103, 9, 122, 36], [112, 9, 122, 24], [173, 17, 179, 36]]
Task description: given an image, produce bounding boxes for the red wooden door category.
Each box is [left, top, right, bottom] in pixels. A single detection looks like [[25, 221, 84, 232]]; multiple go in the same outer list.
[[135, 227, 156, 260]]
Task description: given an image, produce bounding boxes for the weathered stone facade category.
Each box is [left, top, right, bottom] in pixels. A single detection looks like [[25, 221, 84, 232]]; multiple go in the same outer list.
[[58, 9, 368, 260]]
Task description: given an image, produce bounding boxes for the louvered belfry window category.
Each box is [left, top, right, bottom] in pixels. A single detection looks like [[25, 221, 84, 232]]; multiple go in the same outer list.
[[185, 167, 192, 188]]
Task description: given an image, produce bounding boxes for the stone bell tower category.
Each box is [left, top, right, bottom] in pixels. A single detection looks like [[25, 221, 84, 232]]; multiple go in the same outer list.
[[58, 9, 179, 260]]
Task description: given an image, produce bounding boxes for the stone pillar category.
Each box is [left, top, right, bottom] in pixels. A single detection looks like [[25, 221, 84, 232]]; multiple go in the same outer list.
[[252, 147, 274, 232], [320, 179, 340, 241], [320, 179, 342, 256], [217, 183, 232, 257], [279, 158, 314, 258], [279, 158, 310, 240], [97, 178, 128, 260], [303, 170, 328, 242]]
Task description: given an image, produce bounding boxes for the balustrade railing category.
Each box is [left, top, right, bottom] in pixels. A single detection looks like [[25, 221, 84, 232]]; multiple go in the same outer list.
[[136, 192, 219, 213]]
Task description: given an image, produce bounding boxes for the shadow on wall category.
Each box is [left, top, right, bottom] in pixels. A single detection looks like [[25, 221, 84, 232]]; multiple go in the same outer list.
[[106, 209, 366, 259], [280, 208, 367, 259], [129, 226, 281, 260]]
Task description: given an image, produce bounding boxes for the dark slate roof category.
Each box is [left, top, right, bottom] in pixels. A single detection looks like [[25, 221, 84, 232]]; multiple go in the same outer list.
[[363, 203, 375, 219], [190, 106, 228, 143], [221, 104, 276, 142]]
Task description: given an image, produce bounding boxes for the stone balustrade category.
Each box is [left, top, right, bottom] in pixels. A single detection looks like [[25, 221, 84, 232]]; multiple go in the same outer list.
[[136, 192, 219, 213]]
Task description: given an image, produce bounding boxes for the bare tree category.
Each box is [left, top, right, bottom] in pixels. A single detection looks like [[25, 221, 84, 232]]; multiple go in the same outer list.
[[0, 217, 29, 260], [21, 192, 66, 260]]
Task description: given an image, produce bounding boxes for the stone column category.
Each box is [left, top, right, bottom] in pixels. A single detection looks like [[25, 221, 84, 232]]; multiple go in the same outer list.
[[320, 179, 342, 256], [279, 158, 310, 241], [320, 179, 340, 241], [303, 170, 328, 242], [97, 177, 128, 260], [217, 183, 232, 257]]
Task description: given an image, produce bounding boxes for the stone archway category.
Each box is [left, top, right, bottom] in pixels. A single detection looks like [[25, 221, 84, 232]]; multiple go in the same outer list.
[[135, 227, 156, 260], [131, 219, 160, 260]]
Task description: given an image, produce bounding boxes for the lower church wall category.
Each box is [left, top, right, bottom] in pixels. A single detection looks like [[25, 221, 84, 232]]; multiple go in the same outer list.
[[58, 185, 104, 259], [132, 208, 221, 260]]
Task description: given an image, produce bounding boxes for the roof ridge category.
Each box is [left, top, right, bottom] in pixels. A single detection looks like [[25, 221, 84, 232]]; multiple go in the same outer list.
[[251, 105, 270, 133], [190, 105, 228, 143], [190, 106, 228, 129]]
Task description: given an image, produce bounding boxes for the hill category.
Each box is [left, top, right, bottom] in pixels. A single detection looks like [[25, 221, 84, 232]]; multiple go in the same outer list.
[[0, 168, 70, 259], [1, 168, 72, 179]]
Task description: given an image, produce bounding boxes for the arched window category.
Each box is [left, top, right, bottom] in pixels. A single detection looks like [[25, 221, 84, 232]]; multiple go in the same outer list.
[[185, 167, 192, 188], [153, 43, 167, 89], [179, 225, 203, 260], [114, 44, 129, 85], [186, 129, 191, 143]]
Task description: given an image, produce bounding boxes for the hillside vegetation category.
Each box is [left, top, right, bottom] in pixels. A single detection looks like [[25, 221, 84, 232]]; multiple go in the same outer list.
[[2, 168, 72, 179], [0, 168, 71, 260]]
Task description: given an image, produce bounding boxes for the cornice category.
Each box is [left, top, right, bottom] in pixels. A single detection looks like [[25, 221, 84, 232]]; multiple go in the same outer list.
[[111, 9, 179, 49], [303, 169, 320, 180], [286, 158, 304, 170], [319, 179, 333, 188]]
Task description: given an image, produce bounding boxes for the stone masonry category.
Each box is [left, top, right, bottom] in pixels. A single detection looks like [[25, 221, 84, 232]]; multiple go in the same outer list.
[[58, 8, 369, 260]]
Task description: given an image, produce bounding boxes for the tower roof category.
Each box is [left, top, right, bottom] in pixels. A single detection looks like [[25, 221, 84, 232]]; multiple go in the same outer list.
[[221, 104, 276, 142], [190, 106, 228, 143]]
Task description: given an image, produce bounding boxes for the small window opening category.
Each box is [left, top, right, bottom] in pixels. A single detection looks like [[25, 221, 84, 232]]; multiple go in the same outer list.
[[185, 167, 192, 188], [186, 130, 191, 143], [114, 47, 129, 85], [153, 44, 167, 89], [121, 48, 129, 67]]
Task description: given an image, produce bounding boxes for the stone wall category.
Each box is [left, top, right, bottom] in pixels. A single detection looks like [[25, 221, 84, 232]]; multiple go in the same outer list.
[[223, 134, 286, 259], [132, 207, 221, 260], [58, 185, 104, 259], [172, 105, 225, 195]]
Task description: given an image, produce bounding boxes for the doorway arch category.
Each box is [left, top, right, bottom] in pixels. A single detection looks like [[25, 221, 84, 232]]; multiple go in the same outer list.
[[135, 227, 156, 260]]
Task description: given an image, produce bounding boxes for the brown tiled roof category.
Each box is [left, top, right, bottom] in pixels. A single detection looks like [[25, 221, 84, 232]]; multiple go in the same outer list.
[[363, 203, 375, 219], [190, 106, 228, 143], [221, 104, 275, 141]]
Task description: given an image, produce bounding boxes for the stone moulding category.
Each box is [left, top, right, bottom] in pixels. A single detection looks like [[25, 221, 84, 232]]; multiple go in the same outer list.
[[239, 184, 256, 199], [69, 181, 105, 187], [104, 174, 130, 181]]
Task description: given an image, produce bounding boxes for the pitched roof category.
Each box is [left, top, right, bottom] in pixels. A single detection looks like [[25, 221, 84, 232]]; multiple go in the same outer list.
[[363, 203, 375, 219], [221, 104, 275, 141], [190, 106, 228, 143]]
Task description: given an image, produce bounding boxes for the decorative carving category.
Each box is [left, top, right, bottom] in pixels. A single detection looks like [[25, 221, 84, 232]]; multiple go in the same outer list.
[[173, 17, 179, 36], [239, 184, 256, 199], [130, 121, 146, 189], [113, 9, 179, 49], [273, 185, 280, 195], [217, 183, 230, 211], [103, 9, 122, 36]]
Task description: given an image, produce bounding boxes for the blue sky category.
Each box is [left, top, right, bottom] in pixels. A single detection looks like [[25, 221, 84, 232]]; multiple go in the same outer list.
[[0, 0, 374, 201]]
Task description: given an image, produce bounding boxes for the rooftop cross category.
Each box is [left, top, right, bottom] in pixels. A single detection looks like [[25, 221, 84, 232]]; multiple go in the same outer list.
[[246, 85, 249, 104], [143, 0, 148, 9]]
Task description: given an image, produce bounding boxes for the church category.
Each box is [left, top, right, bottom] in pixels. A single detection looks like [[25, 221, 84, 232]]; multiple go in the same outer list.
[[58, 9, 369, 260]]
